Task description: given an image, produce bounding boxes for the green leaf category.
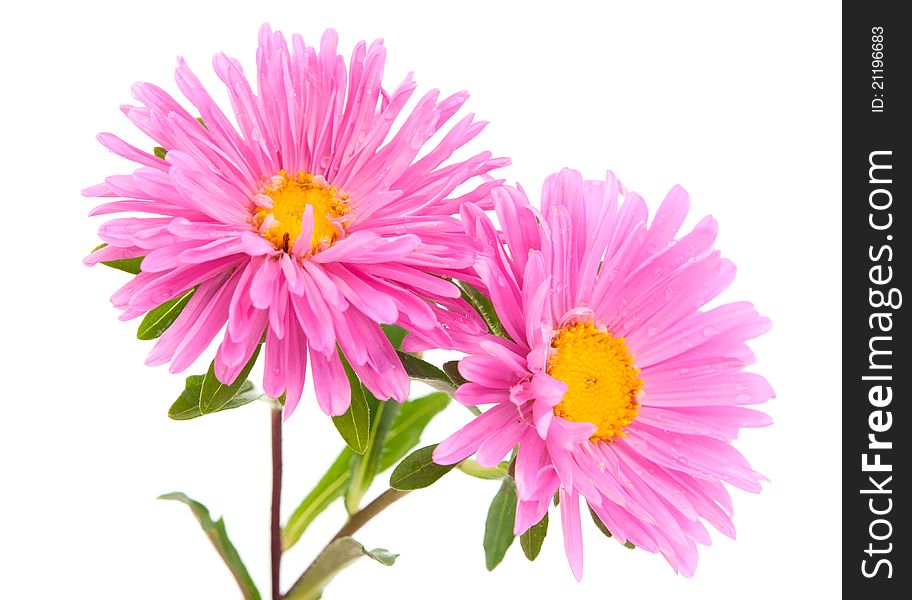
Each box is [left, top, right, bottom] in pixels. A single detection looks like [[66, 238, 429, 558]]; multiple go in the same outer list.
[[457, 280, 511, 340], [389, 444, 456, 491], [137, 289, 194, 340], [379, 392, 449, 471], [331, 374, 371, 454], [199, 346, 261, 414], [169, 377, 262, 421], [345, 386, 399, 513], [284, 537, 396, 600], [442, 360, 468, 387], [381, 324, 408, 350], [457, 459, 510, 480], [153, 146, 167, 159], [624, 540, 636, 549], [520, 512, 548, 561], [103, 256, 144, 274], [396, 351, 457, 395], [484, 478, 517, 571], [158, 492, 261, 600], [332, 355, 372, 453], [282, 449, 353, 551]]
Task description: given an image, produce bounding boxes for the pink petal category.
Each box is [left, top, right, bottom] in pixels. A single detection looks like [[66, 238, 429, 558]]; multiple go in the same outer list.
[[309, 348, 351, 416], [433, 402, 522, 465], [559, 488, 584, 581]]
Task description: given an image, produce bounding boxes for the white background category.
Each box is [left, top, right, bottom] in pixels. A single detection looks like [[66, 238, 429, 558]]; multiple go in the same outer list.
[[0, 1, 840, 598]]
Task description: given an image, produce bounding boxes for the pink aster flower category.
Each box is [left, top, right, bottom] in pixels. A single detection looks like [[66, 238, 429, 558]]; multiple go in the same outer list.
[[85, 25, 502, 418], [434, 169, 772, 578]]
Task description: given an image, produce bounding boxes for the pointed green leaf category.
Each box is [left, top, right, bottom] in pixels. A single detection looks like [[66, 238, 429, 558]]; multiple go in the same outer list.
[[168, 375, 206, 421], [284, 537, 396, 600], [199, 346, 261, 414], [104, 256, 143, 274], [520, 512, 548, 561], [332, 356, 371, 454], [457, 280, 511, 340], [389, 444, 456, 491], [457, 459, 510, 480], [158, 492, 261, 600], [381, 324, 408, 350], [282, 449, 353, 551], [137, 289, 194, 340], [379, 392, 449, 471], [484, 478, 517, 571], [169, 377, 262, 421], [396, 351, 457, 395], [624, 540, 636, 549], [153, 146, 167, 159], [331, 378, 371, 454]]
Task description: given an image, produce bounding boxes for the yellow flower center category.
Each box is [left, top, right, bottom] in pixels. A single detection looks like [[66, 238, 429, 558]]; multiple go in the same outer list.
[[253, 170, 349, 254], [548, 322, 643, 443]]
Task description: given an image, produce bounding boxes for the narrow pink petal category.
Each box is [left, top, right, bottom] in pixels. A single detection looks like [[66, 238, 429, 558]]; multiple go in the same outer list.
[[96, 132, 168, 169], [342, 310, 409, 401], [311, 231, 420, 264], [638, 184, 690, 260], [249, 256, 283, 310], [309, 348, 351, 416], [559, 488, 584, 581], [625, 426, 766, 492], [170, 268, 243, 373], [514, 498, 551, 537], [146, 273, 228, 366], [476, 416, 525, 467], [433, 402, 522, 465], [453, 383, 508, 406], [323, 263, 399, 324], [263, 325, 286, 399], [459, 354, 523, 388], [83, 244, 144, 267], [474, 256, 525, 342], [280, 317, 308, 419], [514, 431, 548, 501], [521, 252, 552, 349], [288, 268, 336, 353], [641, 372, 774, 407]]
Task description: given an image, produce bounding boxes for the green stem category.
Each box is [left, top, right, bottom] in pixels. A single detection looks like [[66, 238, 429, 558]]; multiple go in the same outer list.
[[283, 489, 409, 599], [271, 406, 283, 600]]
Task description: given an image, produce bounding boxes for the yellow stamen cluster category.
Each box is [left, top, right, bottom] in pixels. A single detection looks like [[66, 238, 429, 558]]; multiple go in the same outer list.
[[253, 170, 349, 254], [548, 321, 643, 443]]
